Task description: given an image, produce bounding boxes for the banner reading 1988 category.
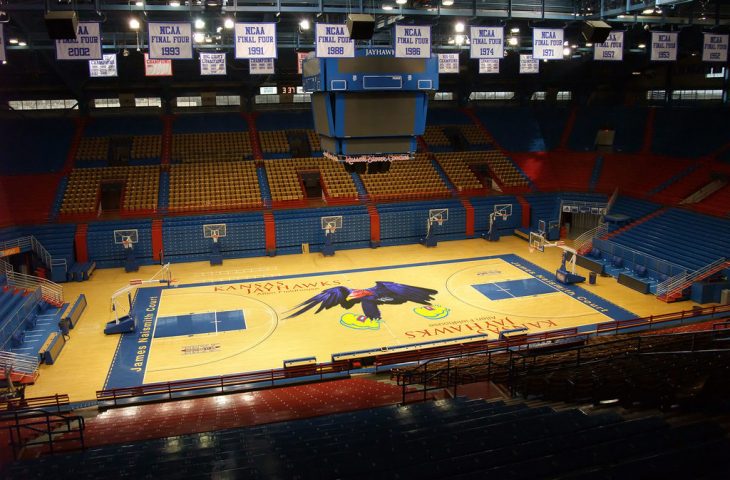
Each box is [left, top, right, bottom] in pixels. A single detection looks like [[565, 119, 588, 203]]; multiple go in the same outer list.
[[395, 25, 431, 58], [56, 22, 102, 60], [532, 28, 564, 60], [148, 22, 193, 59], [315, 23, 354, 58], [470, 27, 503, 59], [235, 23, 277, 59]]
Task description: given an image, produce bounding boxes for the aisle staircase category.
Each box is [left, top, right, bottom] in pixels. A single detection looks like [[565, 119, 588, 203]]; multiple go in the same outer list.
[[657, 258, 730, 303]]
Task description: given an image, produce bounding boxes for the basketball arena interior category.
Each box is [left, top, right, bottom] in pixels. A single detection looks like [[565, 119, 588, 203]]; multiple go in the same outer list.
[[1, 0, 730, 478]]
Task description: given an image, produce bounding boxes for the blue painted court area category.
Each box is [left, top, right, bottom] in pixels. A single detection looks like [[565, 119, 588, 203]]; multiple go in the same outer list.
[[473, 278, 557, 301], [154, 310, 246, 338]]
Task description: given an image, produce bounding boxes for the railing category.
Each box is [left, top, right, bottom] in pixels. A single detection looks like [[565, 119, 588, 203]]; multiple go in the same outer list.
[[656, 258, 728, 298], [592, 237, 688, 279], [0, 235, 66, 275], [6, 271, 63, 306], [0, 288, 43, 351], [680, 178, 727, 205], [573, 222, 607, 253], [0, 409, 84, 460], [0, 394, 70, 413], [0, 350, 40, 375], [0, 258, 10, 279]]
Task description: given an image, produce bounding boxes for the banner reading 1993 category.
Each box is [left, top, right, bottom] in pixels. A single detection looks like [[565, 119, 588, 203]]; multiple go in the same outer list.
[[56, 22, 102, 60], [532, 28, 564, 60], [470, 27, 503, 59], [235, 23, 277, 59], [594, 31, 624, 61], [395, 25, 431, 58], [148, 22, 193, 59], [315, 23, 354, 58], [703, 33, 729, 63]]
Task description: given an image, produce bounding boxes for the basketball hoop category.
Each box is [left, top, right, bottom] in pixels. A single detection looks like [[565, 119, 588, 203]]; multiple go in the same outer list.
[[122, 238, 132, 250], [528, 246, 535, 254], [436, 218, 444, 227], [325, 224, 337, 235], [211, 233, 220, 244]]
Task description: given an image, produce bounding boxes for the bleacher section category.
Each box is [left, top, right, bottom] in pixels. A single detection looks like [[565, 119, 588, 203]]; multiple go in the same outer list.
[[171, 131, 252, 163], [568, 107, 647, 153], [532, 107, 571, 151], [0, 118, 74, 174], [0, 174, 63, 226], [168, 162, 262, 212], [264, 157, 358, 204], [694, 182, 730, 217], [653, 108, 730, 158], [607, 195, 661, 221], [376, 199, 465, 245], [513, 152, 596, 192], [594, 154, 692, 197], [359, 154, 449, 201], [476, 107, 546, 152], [422, 124, 492, 150], [433, 152, 485, 193]]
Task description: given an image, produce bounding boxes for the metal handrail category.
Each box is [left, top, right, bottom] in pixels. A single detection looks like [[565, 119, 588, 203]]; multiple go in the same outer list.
[[0, 408, 85, 459], [657, 258, 728, 297], [574, 222, 607, 253], [0, 350, 40, 375], [6, 271, 64, 305]]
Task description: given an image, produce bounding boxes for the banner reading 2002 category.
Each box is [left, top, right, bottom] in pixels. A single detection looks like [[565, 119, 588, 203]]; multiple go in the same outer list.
[[148, 22, 193, 59], [235, 23, 277, 59], [56, 22, 102, 60]]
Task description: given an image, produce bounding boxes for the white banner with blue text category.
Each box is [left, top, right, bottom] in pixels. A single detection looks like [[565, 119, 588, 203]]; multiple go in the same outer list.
[[315, 23, 355, 58], [703, 33, 729, 63], [249, 58, 275, 74], [148, 22, 193, 59], [56, 22, 102, 60], [395, 25, 431, 58], [89, 54, 118, 77], [532, 28, 564, 60], [470, 27, 503, 59], [479, 59, 500, 74], [438, 53, 459, 73], [235, 23, 277, 59], [200, 52, 226, 75], [519, 54, 539, 74], [650, 32, 678, 61], [594, 31, 624, 61]]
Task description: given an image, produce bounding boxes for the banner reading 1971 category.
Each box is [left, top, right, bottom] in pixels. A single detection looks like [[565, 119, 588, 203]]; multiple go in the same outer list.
[[594, 31, 624, 61], [235, 23, 277, 59], [532, 28, 564, 60], [148, 22, 193, 60], [56, 22, 102, 60], [650, 32, 678, 61], [470, 27, 503, 59], [395, 25, 431, 58], [315, 23, 354, 58], [703, 33, 729, 63]]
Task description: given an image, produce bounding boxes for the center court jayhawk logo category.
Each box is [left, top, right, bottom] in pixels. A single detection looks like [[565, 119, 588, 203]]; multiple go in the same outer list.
[[285, 281, 449, 330]]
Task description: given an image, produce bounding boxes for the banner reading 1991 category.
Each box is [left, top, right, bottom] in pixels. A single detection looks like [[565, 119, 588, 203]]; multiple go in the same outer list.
[[148, 22, 193, 59], [532, 28, 564, 60], [235, 23, 277, 59], [315, 23, 354, 58], [56, 22, 102, 60], [470, 27, 503, 59], [395, 25, 431, 58]]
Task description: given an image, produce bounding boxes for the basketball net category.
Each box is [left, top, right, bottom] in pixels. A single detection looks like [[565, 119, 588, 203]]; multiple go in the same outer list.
[[326, 224, 336, 235], [211, 233, 219, 244], [122, 238, 132, 250]]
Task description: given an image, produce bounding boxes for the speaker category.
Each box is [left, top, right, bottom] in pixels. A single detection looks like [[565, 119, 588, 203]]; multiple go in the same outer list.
[[346, 14, 375, 40], [44, 11, 79, 40], [581, 20, 612, 44]]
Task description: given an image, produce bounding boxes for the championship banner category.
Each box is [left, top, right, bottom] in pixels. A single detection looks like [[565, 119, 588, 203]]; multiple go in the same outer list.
[[144, 53, 173, 76], [470, 26, 503, 59], [148, 22, 193, 59], [55, 22, 102, 60], [479, 59, 500, 74], [703, 33, 729, 63], [650, 32, 678, 61], [438, 53, 459, 73], [297, 51, 310, 74], [235, 23, 277, 59], [89, 54, 118, 77], [532, 28, 564, 60], [200, 52, 226, 75], [315, 23, 355, 58], [594, 31, 624, 61], [394, 25, 431, 58], [519, 54, 539, 74], [249, 58, 275, 75], [0, 25, 5, 63]]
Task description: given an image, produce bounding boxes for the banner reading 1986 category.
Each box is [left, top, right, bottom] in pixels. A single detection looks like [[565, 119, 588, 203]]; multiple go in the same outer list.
[[235, 23, 277, 59], [148, 22, 193, 59], [532, 28, 564, 60], [395, 25, 431, 58], [470, 27, 503, 59], [315, 23, 354, 58], [56, 22, 102, 60]]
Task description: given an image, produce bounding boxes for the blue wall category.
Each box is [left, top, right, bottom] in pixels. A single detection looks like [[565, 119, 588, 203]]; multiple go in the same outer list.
[[569, 107, 646, 153], [273, 206, 370, 255], [377, 200, 466, 246], [87, 220, 154, 268]]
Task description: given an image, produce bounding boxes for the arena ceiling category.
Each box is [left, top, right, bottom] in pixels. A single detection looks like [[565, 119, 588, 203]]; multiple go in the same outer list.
[[0, 1, 728, 102]]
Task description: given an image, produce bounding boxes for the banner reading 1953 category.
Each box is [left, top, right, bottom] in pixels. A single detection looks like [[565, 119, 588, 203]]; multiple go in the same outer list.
[[148, 22, 193, 59], [56, 22, 102, 60]]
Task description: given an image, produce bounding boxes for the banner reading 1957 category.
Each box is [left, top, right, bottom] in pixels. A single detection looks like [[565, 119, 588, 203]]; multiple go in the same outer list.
[[235, 23, 277, 59], [56, 22, 102, 60], [395, 25, 431, 58], [148, 22, 193, 59]]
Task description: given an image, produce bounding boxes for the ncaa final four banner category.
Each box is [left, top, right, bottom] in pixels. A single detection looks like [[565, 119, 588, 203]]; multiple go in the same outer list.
[[470, 27, 503, 59], [594, 31, 624, 61], [650, 32, 678, 61], [148, 22, 193, 59], [703, 33, 729, 63], [479, 59, 500, 74], [235, 23, 277, 59], [56, 22, 102, 60], [315, 24, 355, 58], [532, 28, 564, 60], [395, 24, 431, 58], [200, 52, 226, 75], [89, 54, 118, 77], [438, 54, 459, 73]]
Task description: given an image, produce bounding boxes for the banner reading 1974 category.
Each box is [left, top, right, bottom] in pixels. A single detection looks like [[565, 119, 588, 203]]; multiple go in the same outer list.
[[235, 23, 277, 59], [148, 22, 193, 60], [395, 25, 431, 58], [56, 22, 102, 60], [470, 27, 503, 59]]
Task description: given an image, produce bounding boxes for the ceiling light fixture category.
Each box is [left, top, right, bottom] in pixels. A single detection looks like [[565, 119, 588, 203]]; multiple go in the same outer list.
[[195, 19, 205, 29], [299, 19, 310, 31], [169, 0, 180, 6], [8, 38, 18, 44], [224, 18, 234, 29], [510, 27, 520, 33], [382, 4, 393, 10], [455, 22, 465, 33], [508, 36, 518, 46], [193, 32, 205, 43], [18, 41, 27, 47], [455, 34, 465, 45], [638, 43, 646, 49], [563, 47, 571, 56], [396, 0, 407, 5], [442, 0, 454, 5], [129, 18, 140, 30]]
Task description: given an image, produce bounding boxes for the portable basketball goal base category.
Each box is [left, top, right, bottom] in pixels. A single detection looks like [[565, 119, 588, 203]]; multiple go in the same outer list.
[[104, 263, 173, 335], [529, 231, 586, 285], [321, 216, 342, 257], [204, 224, 226, 266], [484, 204, 512, 242], [421, 209, 448, 247]]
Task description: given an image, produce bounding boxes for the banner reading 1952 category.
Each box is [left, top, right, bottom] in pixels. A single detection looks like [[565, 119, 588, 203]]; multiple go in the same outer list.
[[56, 22, 102, 60], [148, 22, 193, 59]]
